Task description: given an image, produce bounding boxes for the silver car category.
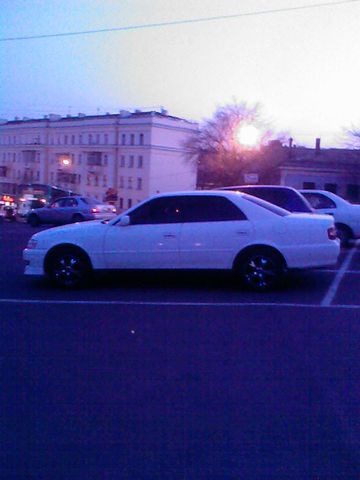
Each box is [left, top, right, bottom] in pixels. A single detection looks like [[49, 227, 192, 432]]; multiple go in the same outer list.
[[27, 196, 116, 226]]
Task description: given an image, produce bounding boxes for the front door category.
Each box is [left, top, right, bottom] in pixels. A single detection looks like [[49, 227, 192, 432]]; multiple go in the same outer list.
[[103, 197, 182, 269]]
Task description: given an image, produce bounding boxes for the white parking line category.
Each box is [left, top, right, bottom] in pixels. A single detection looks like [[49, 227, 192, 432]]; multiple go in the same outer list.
[[321, 245, 358, 306], [1, 299, 360, 309]]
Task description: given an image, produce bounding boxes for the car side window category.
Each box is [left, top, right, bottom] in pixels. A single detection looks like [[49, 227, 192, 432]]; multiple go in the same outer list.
[[64, 198, 78, 207], [303, 193, 336, 209], [51, 200, 63, 208], [180, 196, 247, 222], [129, 197, 183, 225]]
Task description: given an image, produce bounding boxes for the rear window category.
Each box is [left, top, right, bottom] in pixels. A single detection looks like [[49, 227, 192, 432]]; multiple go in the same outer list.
[[242, 194, 290, 217], [81, 197, 98, 205], [238, 187, 312, 213]]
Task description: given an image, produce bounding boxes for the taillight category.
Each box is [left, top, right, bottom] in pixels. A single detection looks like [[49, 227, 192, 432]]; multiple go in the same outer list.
[[91, 208, 99, 213], [327, 226, 337, 240]]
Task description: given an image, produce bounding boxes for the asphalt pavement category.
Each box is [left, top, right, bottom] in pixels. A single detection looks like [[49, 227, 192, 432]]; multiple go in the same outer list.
[[1, 221, 360, 479]]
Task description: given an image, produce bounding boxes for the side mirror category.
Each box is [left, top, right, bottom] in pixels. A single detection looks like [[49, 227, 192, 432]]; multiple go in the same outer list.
[[119, 215, 130, 226]]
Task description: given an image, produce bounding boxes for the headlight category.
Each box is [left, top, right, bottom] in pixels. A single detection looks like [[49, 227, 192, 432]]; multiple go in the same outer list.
[[27, 238, 38, 249]]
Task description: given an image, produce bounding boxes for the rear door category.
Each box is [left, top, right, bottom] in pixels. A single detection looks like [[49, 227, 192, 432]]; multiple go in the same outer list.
[[178, 195, 253, 269]]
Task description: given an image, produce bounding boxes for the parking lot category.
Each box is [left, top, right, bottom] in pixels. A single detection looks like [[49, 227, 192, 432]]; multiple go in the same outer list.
[[1, 220, 360, 479], [1, 220, 360, 309]]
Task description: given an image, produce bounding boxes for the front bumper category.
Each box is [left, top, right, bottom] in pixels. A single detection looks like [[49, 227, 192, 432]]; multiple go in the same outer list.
[[23, 248, 46, 276]]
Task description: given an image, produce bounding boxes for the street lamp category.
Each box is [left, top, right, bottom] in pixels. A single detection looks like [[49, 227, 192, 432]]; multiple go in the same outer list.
[[60, 157, 71, 167]]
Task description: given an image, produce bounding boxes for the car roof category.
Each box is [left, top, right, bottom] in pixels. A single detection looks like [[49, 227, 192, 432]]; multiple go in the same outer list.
[[150, 190, 247, 199], [219, 185, 299, 191]]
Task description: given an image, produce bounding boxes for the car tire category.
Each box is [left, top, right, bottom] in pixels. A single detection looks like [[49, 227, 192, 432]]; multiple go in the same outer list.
[[336, 224, 352, 248], [28, 214, 40, 227], [235, 248, 285, 292], [47, 246, 92, 289], [72, 214, 84, 223]]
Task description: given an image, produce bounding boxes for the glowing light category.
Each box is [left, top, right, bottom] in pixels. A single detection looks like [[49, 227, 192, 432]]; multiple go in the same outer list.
[[62, 158, 71, 166], [236, 124, 260, 148]]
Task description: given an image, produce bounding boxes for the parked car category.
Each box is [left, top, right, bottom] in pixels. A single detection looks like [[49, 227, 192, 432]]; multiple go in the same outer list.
[[0, 205, 17, 222], [17, 198, 46, 218], [24, 191, 339, 291], [218, 185, 314, 213], [300, 189, 360, 246], [27, 196, 117, 226]]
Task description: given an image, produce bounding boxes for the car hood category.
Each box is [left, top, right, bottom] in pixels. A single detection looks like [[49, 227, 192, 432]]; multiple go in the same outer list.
[[30, 220, 109, 244]]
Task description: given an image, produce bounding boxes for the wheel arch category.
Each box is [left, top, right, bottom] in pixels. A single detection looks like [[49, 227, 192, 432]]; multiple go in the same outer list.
[[334, 222, 353, 239], [44, 243, 93, 275], [72, 213, 84, 222], [232, 244, 287, 271]]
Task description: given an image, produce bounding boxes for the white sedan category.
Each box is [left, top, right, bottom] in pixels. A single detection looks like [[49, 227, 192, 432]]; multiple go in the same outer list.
[[300, 189, 360, 247], [23, 191, 340, 291]]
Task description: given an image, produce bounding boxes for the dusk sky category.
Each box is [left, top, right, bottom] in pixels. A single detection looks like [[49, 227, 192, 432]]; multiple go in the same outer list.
[[1, 0, 360, 147]]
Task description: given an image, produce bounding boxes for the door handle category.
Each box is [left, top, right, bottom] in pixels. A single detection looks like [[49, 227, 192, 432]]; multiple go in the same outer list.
[[163, 233, 176, 238]]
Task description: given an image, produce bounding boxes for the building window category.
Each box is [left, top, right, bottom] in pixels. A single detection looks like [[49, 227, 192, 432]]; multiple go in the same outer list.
[[103, 154, 108, 166], [103, 175, 107, 187], [128, 155, 134, 168], [79, 134, 82, 145], [78, 174, 81, 184], [130, 134, 135, 145], [120, 155, 125, 167], [325, 183, 337, 194], [95, 176, 99, 186], [119, 176, 124, 188], [104, 134, 108, 145], [96, 134, 100, 144], [136, 177, 142, 190], [121, 134, 126, 145], [87, 152, 102, 166], [89, 134, 92, 144], [139, 133, 144, 145], [50, 172, 54, 182], [128, 198, 132, 208], [71, 135, 75, 145], [128, 177, 133, 189], [303, 182, 315, 189], [137, 155, 143, 168], [87, 174, 91, 185], [78, 154, 82, 165], [119, 197, 124, 209], [64, 135, 68, 145]]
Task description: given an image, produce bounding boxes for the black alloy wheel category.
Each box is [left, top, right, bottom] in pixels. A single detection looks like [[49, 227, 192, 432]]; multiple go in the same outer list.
[[48, 247, 91, 288], [237, 249, 285, 292], [336, 225, 351, 248]]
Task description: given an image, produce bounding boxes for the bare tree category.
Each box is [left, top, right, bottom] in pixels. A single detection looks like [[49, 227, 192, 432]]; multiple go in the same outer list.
[[343, 125, 360, 149], [184, 101, 281, 188]]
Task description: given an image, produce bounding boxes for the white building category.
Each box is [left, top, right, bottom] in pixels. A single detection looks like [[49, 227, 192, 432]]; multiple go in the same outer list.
[[0, 110, 198, 210]]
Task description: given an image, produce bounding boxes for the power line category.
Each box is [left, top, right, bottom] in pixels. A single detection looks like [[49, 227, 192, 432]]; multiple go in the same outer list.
[[1, 0, 359, 42]]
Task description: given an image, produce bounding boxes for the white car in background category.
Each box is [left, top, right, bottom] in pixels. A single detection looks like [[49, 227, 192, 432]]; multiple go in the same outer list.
[[23, 191, 339, 291], [300, 189, 360, 247]]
